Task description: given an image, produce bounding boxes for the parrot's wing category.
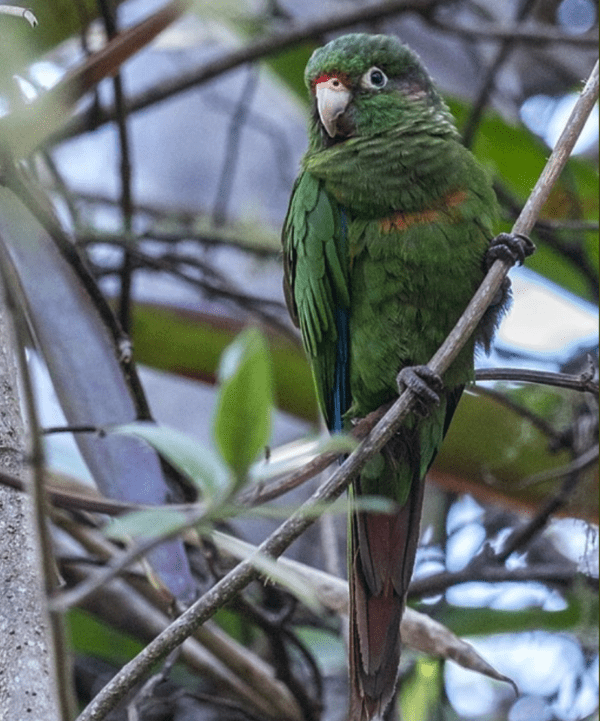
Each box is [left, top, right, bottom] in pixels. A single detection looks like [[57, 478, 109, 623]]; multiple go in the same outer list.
[[282, 172, 350, 428]]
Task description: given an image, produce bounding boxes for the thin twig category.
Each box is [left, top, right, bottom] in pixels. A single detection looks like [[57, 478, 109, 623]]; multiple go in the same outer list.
[[98, 244, 297, 341], [213, 67, 259, 227], [408, 562, 584, 599], [79, 227, 281, 258], [0, 4, 37, 26], [203, 87, 295, 187], [432, 18, 598, 46], [462, 0, 538, 148], [475, 367, 599, 395], [97, 0, 136, 334], [495, 469, 588, 564], [43, 424, 101, 434]]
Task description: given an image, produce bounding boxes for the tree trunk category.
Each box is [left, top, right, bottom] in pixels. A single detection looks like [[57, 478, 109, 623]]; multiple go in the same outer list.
[[0, 286, 62, 720]]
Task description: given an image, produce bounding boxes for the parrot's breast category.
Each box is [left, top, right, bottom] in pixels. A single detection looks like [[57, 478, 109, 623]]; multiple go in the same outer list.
[[345, 213, 486, 418]]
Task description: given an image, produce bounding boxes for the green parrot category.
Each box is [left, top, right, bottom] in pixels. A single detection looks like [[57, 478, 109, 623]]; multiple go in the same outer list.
[[282, 33, 531, 720]]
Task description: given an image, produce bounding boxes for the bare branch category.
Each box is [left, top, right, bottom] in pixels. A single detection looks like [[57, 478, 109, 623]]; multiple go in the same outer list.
[[408, 563, 589, 599], [475, 367, 599, 395], [0, 4, 37, 26], [462, 0, 538, 148], [432, 18, 598, 46]]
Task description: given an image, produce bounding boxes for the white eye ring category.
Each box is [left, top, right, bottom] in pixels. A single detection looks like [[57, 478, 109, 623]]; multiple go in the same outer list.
[[361, 66, 388, 90]]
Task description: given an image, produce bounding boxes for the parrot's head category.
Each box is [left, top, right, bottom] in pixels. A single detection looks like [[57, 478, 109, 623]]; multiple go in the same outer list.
[[304, 33, 450, 148]]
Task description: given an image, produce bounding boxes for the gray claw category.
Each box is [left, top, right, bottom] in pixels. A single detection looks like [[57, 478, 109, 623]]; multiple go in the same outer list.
[[397, 365, 442, 416], [486, 232, 535, 270]]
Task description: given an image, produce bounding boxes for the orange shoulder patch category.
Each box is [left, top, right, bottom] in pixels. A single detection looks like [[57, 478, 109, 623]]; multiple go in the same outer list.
[[379, 189, 467, 234]]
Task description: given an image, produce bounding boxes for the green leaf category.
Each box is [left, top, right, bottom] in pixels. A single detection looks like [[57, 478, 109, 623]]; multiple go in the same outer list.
[[214, 328, 273, 480], [104, 507, 193, 542], [110, 421, 231, 501], [68, 609, 143, 667]]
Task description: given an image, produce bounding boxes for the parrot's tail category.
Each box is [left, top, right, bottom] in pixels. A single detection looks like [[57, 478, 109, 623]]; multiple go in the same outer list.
[[348, 436, 426, 720], [349, 525, 403, 720]]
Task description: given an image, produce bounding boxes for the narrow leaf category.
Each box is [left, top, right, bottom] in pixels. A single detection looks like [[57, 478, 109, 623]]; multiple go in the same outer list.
[[111, 421, 231, 501], [214, 328, 273, 481], [105, 507, 191, 542]]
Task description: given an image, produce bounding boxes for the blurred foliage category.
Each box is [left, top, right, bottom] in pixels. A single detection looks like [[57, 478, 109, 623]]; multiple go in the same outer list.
[[399, 658, 443, 721], [131, 302, 320, 422], [68, 608, 143, 667], [434, 390, 598, 523]]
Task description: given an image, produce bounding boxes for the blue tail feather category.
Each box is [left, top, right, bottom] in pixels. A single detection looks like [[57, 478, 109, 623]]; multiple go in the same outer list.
[[331, 208, 350, 434], [332, 306, 350, 433]]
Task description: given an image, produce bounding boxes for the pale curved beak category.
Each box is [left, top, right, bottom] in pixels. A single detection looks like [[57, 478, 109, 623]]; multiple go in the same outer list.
[[316, 78, 351, 138]]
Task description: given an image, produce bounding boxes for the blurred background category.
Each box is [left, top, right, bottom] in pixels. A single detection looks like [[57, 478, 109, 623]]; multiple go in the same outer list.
[[0, 0, 597, 719]]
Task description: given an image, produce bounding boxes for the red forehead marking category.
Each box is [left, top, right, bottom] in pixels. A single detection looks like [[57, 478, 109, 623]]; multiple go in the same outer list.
[[310, 71, 351, 92], [313, 73, 334, 85]]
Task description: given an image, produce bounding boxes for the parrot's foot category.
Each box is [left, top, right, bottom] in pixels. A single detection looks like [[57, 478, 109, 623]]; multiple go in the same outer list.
[[397, 365, 442, 416], [485, 232, 535, 270]]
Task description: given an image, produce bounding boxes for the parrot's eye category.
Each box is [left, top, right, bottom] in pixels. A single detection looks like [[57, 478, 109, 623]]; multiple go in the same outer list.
[[362, 67, 388, 90]]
